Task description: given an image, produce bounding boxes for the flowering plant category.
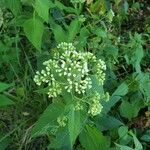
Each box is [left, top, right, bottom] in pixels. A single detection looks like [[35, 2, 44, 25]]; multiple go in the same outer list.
[[33, 42, 109, 146]]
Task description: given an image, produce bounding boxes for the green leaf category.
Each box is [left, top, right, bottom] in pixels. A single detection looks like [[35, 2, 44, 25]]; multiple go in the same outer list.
[[48, 127, 72, 149], [0, 82, 13, 92], [50, 106, 87, 149], [35, 0, 49, 22], [119, 101, 139, 120], [49, 17, 67, 43], [118, 126, 128, 138], [23, 18, 44, 51], [67, 19, 80, 42], [79, 125, 110, 150], [54, 1, 77, 13], [102, 82, 128, 113], [5, 0, 21, 16], [115, 143, 133, 150], [31, 102, 65, 137], [68, 106, 87, 146], [0, 94, 14, 107], [95, 115, 123, 131], [130, 132, 143, 150], [113, 82, 129, 96]]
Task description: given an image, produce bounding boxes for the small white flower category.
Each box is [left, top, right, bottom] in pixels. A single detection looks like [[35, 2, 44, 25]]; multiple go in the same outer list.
[[72, 74, 76, 77], [57, 116, 67, 127], [59, 73, 62, 76], [64, 72, 67, 75]]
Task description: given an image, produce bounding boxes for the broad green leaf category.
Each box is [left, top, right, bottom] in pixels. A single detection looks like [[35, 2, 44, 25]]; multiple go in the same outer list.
[[35, 0, 49, 22], [0, 94, 14, 107], [119, 101, 140, 120], [79, 125, 110, 150], [95, 115, 123, 131], [102, 82, 128, 113], [113, 82, 129, 96], [53, 24, 67, 43], [0, 82, 13, 92], [54, 1, 77, 13], [5, 0, 21, 16], [115, 143, 133, 150], [118, 126, 128, 138], [48, 127, 72, 149], [67, 19, 80, 42], [49, 17, 67, 43], [49, 106, 87, 149], [130, 132, 143, 150], [23, 18, 44, 51], [116, 132, 143, 150], [31, 102, 65, 137], [68, 106, 87, 146]]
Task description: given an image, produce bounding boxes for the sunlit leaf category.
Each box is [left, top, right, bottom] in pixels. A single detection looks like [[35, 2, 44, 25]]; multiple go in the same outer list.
[[23, 18, 44, 51], [35, 0, 49, 22]]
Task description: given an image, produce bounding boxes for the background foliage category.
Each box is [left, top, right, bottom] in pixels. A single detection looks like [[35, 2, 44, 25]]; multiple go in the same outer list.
[[0, 0, 150, 149]]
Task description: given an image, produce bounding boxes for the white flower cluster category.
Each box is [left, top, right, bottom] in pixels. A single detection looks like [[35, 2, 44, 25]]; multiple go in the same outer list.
[[74, 101, 83, 111], [94, 59, 106, 85], [34, 42, 106, 98], [57, 42, 75, 51], [88, 92, 103, 116], [57, 116, 68, 127]]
